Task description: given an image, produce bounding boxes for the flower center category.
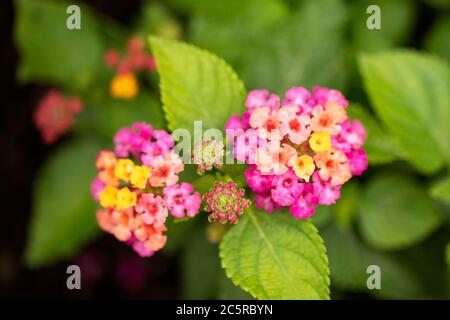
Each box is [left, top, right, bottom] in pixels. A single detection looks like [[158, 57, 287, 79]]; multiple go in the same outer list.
[[289, 119, 301, 131], [264, 118, 278, 131]]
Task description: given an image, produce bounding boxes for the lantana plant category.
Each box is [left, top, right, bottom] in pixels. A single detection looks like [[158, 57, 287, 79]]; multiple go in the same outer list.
[[86, 36, 367, 299]]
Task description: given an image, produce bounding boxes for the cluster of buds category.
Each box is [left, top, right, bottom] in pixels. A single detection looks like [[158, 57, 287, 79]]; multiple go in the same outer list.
[[203, 181, 251, 224], [192, 138, 224, 175], [105, 37, 157, 100], [225, 87, 367, 219], [33, 90, 82, 144], [91, 122, 201, 257]]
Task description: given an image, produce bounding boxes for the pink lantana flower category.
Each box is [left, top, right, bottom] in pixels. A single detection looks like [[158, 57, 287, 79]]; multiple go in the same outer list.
[[278, 105, 311, 144], [290, 183, 318, 219], [163, 183, 201, 218], [245, 89, 279, 112], [270, 170, 301, 206], [332, 120, 367, 153], [312, 86, 348, 108], [249, 106, 282, 141], [310, 103, 347, 135], [254, 192, 279, 213], [148, 152, 184, 187], [314, 150, 352, 186], [135, 194, 168, 227], [245, 165, 273, 193], [347, 149, 368, 176], [312, 172, 341, 205]]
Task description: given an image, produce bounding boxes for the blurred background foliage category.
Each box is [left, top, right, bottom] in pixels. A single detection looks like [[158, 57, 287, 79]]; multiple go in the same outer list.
[[3, 0, 450, 298]]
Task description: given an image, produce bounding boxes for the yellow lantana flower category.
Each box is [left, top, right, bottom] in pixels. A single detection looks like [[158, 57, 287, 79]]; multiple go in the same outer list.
[[130, 165, 151, 189], [99, 185, 118, 208], [116, 187, 137, 210], [293, 155, 315, 182], [114, 159, 134, 182], [110, 73, 139, 99], [309, 132, 332, 153]]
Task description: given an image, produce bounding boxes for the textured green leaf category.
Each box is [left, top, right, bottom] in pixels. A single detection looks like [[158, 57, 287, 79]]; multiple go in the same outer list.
[[359, 51, 450, 174], [14, 0, 105, 91], [241, 0, 348, 94], [149, 37, 246, 135], [359, 174, 441, 250], [347, 103, 403, 164], [425, 16, 450, 62], [351, 0, 415, 52], [220, 207, 330, 300], [323, 225, 426, 298], [430, 176, 450, 203], [25, 138, 101, 267]]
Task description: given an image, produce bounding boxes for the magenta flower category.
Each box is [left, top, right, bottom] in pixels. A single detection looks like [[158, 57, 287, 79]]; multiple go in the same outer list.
[[245, 165, 273, 193], [312, 172, 341, 205], [163, 183, 201, 218], [245, 89, 279, 112], [135, 193, 168, 227]]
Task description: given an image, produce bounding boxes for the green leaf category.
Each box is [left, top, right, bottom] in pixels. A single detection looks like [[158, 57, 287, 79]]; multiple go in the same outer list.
[[25, 138, 101, 267], [351, 0, 416, 53], [359, 50, 450, 174], [323, 224, 427, 298], [359, 174, 441, 250], [220, 207, 330, 300], [14, 0, 105, 91], [149, 37, 246, 135], [241, 0, 348, 94], [425, 16, 450, 63], [430, 176, 450, 203], [181, 224, 221, 299], [347, 103, 403, 164]]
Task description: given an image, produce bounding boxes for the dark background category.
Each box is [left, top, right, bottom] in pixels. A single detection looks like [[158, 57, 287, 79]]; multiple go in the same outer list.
[[0, 0, 180, 299]]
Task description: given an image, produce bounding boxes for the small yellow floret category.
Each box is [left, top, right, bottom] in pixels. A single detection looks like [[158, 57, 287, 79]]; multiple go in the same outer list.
[[114, 159, 135, 182], [116, 187, 137, 210], [309, 132, 332, 153], [99, 185, 118, 208], [130, 165, 152, 189], [293, 155, 315, 182]]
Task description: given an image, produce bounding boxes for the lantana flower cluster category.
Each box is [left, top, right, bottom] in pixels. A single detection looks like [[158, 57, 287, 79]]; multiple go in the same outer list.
[[203, 181, 250, 224], [91, 122, 201, 257], [225, 87, 368, 219], [33, 90, 82, 144], [105, 37, 157, 100]]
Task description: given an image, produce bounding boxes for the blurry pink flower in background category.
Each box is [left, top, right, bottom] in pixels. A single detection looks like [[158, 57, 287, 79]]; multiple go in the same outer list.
[[33, 90, 82, 144]]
